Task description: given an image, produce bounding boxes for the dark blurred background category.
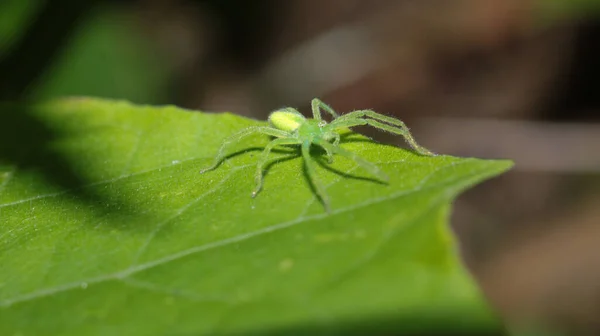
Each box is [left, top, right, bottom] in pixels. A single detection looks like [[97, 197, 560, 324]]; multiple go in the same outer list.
[[1, 0, 599, 334]]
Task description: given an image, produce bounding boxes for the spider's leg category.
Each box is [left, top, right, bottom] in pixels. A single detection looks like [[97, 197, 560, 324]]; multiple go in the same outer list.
[[321, 146, 334, 164], [334, 110, 427, 144], [363, 119, 434, 156], [332, 132, 341, 146], [316, 139, 389, 182], [328, 109, 394, 124], [312, 98, 339, 121], [322, 133, 341, 164], [199, 126, 290, 173], [323, 119, 367, 164], [329, 113, 434, 156], [325, 118, 367, 130], [252, 137, 301, 197], [301, 141, 331, 212]]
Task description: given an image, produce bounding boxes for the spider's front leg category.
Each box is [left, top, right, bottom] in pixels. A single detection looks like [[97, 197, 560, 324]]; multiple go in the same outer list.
[[363, 119, 434, 156], [199, 126, 289, 173], [329, 111, 435, 156], [252, 138, 301, 197], [311, 98, 339, 121]]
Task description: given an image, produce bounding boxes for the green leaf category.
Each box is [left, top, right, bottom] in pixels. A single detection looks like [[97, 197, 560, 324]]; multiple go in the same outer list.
[[0, 98, 512, 335]]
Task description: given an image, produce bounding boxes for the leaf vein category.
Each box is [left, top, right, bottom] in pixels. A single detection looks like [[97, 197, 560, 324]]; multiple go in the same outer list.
[[130, 165, 247, 265], [0, 159, 492, 308]]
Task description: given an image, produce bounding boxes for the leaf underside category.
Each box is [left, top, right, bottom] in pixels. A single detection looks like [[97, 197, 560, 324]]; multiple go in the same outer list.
[[0, 98, 512, 335]]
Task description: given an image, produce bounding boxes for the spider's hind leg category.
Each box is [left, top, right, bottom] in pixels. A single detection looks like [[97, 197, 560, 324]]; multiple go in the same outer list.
[[252, 138, 301, 197], [199, 126, 289, 174]]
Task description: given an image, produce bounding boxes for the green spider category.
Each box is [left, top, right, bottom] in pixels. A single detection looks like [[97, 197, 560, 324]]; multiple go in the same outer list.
[[199, 98, 434, 211]]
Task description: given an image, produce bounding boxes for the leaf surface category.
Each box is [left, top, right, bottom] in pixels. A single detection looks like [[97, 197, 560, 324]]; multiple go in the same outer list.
[[0, 98, 512, 335]]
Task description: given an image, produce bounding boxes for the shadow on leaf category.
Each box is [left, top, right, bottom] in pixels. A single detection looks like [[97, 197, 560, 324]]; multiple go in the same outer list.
[[0, 103, 151, 228], [221, 311, 505, 336]]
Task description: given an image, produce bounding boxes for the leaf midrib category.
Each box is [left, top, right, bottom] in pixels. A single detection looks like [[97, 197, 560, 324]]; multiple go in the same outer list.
[[0, 158, 496, 308]]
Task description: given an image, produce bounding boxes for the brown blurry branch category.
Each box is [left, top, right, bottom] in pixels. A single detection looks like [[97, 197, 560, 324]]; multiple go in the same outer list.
[[479, 193, 600, 333], [415, 117, 600, 173]]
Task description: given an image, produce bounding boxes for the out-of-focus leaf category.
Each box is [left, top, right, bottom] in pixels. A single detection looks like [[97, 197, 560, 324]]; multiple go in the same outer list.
[[0, 0, 39, 55], [33, 6, 171, 104]]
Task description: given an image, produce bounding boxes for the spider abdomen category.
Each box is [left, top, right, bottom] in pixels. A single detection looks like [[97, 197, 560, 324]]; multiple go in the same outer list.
[[269, 109, 306, 132]]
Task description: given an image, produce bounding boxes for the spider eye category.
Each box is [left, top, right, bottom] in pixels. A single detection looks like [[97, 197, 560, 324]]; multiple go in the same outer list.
[[318, 121, 327, 127]]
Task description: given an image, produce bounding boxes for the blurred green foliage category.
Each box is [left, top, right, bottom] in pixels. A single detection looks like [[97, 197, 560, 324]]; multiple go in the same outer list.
[[0, 0, 39, 55], [1, 1, 171, 104], [539, 0, 600, 20], [1, 0, 597, 104], [33, 6, 171, 104]]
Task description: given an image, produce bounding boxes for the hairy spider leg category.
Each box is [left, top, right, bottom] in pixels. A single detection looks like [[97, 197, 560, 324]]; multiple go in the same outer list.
[[329, 114, 434, 156], [311, 98, 339, 121], [301, 141, 331, 212], [321, 145, 335, 164], [199, 126, 290, 173], [332, 109, 403, 125], [252, 137, 302, 197], [332, 132, 341, 146], [365, 119, 433, 156], [321, 132, 341, 163], [316, 139, 389, 182]]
